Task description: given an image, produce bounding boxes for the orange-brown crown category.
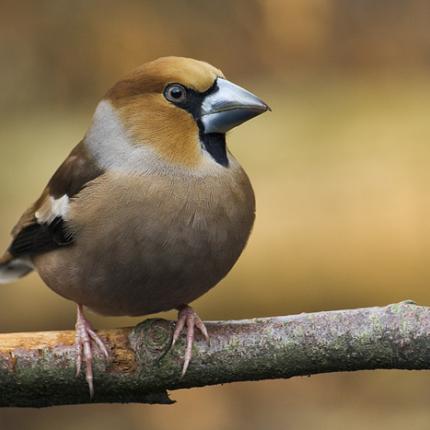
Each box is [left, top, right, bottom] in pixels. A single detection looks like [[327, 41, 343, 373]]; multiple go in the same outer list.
[[107, 56, 224, 101]]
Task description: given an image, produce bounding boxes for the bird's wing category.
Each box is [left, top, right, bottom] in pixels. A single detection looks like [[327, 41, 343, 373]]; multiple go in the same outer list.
[[7, 141, 104, 258]]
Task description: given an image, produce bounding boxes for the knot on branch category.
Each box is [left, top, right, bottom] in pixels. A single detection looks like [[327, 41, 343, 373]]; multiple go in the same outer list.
[[129, 318, 173, 363]]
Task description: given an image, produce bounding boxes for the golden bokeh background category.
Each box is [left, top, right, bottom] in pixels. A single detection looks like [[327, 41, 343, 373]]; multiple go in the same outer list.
[[1, 1, 430, 428]]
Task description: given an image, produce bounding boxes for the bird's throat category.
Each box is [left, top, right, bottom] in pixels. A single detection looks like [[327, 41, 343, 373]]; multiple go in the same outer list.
[[200, 133, 229, 167]]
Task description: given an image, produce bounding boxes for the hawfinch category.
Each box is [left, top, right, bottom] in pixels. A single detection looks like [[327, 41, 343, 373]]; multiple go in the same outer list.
[[0, 57, 269, 396]]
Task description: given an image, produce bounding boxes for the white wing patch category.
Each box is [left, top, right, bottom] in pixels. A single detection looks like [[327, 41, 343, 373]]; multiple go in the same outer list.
[[35, 195, 70, 224]]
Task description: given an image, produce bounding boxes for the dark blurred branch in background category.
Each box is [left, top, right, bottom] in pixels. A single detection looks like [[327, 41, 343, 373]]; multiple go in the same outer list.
[[0, 301, 428, 407]]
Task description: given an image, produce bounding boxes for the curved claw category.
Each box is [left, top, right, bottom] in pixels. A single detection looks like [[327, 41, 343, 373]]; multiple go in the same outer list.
[[74, 305, 109, 398], [172, 305, 209, 377]]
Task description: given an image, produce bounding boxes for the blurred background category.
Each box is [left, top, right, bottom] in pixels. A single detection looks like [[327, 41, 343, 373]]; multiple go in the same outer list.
[[0, 0, 430, 428]]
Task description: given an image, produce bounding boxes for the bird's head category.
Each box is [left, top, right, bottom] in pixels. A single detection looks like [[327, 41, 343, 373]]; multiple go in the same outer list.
[[86, 57, 269, 174]]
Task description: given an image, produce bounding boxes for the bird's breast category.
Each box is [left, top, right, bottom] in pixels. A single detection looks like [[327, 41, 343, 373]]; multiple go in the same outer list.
[[37, 161, 255, 316]]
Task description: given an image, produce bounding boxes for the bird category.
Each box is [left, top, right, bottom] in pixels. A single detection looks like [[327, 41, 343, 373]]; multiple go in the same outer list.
[[0, 56, 269, 397]]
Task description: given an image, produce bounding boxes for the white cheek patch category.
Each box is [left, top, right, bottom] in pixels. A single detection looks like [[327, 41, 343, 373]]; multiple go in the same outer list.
[[85, 100, 227, 178], [35, 195, 70, 224], [85, 100, 156, 175]]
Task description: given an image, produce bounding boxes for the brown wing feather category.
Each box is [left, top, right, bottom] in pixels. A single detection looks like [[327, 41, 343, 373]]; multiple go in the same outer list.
[[6, 141, 104, 258], [47, 141, 104, 199]]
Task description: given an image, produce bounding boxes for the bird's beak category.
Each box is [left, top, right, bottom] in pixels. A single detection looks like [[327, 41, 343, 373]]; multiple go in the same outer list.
[[200, 78, 270, 134]]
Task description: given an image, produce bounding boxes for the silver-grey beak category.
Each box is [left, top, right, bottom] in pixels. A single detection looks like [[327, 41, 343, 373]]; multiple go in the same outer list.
[[200, 78, 270, 134]]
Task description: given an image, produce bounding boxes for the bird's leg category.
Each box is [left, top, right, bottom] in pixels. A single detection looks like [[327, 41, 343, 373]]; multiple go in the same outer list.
[[74, 304, 109, 398], [172, 304, 209, 377]]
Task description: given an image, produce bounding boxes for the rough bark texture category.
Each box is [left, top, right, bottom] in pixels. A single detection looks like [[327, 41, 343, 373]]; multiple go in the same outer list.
[[0, 301, 427, 407]]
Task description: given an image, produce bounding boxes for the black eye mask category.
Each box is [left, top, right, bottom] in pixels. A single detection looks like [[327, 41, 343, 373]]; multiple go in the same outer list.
[[165, 80, 229, 167]]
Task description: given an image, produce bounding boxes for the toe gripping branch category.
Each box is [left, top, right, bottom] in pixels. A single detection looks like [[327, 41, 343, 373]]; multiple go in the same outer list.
[[171, 305, 209, 377], [73, 305, 209, 401], [74, 305, 109, 398]]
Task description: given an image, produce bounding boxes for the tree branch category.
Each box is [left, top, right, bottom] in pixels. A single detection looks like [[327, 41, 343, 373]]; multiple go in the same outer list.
[[0, 301, 428, 407]]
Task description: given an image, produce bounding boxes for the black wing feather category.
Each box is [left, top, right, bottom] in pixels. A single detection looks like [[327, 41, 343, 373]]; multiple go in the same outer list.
[[9, 217, 73, 257]]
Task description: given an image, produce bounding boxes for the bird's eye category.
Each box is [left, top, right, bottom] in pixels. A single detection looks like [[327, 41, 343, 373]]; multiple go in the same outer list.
[[164, 84, 187, 103]]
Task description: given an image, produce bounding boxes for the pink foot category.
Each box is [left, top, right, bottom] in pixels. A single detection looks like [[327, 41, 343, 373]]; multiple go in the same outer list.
[[172, 305, 209, 377], [75, 304, 109, 398]]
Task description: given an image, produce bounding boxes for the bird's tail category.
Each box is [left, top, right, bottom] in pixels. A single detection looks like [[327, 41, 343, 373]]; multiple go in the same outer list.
[[0, 253, 33, 284]]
